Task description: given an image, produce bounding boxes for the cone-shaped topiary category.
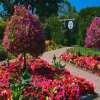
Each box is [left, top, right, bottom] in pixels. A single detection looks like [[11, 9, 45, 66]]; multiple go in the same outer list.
[[3, 6, 45, 57], [85, 17, 100, 49]]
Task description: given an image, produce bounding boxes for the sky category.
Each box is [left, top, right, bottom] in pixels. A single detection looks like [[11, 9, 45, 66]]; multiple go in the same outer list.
[[69, 0, 100, 11], [0, 5, 3, 12], [0, 0, 100, 12]]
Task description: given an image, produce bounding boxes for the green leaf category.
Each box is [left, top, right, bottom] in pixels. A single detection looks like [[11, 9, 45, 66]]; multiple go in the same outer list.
[[22, 69, 31, 81], [19, 95, 23, 100]]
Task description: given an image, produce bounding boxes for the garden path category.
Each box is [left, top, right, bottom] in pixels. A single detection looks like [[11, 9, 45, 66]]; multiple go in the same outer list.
[[41, 47, 100, 100]]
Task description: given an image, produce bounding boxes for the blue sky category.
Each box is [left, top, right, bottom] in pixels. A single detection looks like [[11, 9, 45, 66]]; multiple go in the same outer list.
[[0, 5, 3, 12], [69, 0, 100, 11]]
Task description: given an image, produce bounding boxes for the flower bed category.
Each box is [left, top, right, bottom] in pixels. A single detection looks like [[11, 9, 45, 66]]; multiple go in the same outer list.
[[60, 52, 100, 76], [0, 55, 95, 100]]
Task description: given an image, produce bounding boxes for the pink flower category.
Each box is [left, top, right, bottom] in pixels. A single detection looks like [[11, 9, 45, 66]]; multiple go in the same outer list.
[[85, 17, 100, 49]]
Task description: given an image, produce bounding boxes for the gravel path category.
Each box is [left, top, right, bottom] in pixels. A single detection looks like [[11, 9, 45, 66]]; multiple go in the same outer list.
[[41, 47, 100, 100]]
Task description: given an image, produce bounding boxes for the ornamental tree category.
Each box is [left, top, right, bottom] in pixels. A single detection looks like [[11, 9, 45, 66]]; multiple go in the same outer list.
[[85, 17, 100, 49], [3, 6, 45, 58]]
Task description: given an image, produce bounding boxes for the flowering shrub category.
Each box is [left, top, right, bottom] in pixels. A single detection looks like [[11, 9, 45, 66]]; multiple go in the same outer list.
[[0, 66, 12, 100], [0, 56, 95, 99], [0, 67, 10, 87], [3, 6, 45, 57], [60, 52, 100, 76], [85, 17, 100, 49], [60, 52, 74, 62], [73, 56, 98, 70]]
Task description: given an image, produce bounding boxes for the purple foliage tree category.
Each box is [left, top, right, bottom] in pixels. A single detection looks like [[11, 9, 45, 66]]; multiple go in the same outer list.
[[85, 17, 100, 49], [3, 6, 45, 68]]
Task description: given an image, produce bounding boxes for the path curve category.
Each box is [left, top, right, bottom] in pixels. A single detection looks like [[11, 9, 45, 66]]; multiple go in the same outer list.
[[41, 47, 100, 100]]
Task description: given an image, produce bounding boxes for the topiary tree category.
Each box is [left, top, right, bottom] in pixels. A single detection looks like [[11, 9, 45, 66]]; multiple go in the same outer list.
[[3, 6, 45, 68], [85, 17, 100, 49], [78, 7, 100, 46]]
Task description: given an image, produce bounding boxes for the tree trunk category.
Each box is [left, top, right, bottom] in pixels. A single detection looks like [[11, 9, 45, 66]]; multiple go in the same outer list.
[[23, 53, 26, 71]]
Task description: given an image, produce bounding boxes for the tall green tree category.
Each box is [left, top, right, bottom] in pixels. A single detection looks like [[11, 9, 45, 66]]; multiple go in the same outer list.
[[0, 0, 66, 19]]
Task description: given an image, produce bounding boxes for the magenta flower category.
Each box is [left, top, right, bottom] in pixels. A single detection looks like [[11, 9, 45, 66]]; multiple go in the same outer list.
[[85, 17, 100, 49]]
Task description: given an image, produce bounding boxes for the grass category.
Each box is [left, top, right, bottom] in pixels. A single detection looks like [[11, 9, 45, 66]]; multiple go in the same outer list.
[[67, 47, 100, 56]]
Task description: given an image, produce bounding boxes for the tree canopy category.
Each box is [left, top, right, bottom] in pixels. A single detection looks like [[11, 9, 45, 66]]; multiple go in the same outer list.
[[0, 0, 66, 19], [3, 6, 45, 57], [85, 17, 100, 49]]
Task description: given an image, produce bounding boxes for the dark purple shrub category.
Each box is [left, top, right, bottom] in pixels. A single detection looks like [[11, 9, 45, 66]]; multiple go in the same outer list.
[[3, 6, 45, 57], [85, 17, 100, 49]]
